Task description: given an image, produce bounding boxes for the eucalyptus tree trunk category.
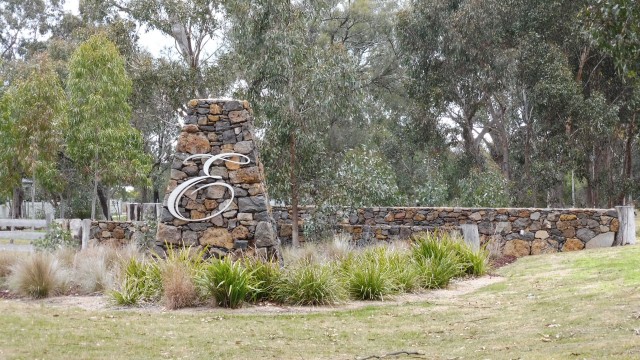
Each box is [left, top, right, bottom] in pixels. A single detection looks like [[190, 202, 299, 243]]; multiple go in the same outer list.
[[290, 131, 300, 247], [11, 186, 23, 219], [31, 170, 36, 222], [91, 160, 98, 220]]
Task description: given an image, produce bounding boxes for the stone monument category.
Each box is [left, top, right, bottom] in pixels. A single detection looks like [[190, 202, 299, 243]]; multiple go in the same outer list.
[[157, 99, 280, 259]]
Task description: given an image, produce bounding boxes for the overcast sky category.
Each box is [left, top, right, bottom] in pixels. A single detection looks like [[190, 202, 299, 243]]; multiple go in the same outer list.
[[63, 0, 173, 58]]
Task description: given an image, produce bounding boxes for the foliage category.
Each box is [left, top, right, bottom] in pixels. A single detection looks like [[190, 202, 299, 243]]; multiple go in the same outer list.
[[8, 252, 65, 298], [243, 257, 282, 303], [0, 0, 63, 61], [0, 56, 66, 214], [66, 33, 151, 219], [333, 145, 405, 207], [583, 0, 640, 78], [456, 166, 511, 208], [110, 257, 162, 306], [32, 222, 76, 252], [343, 246, 397, 301], [196, 257, 252, 308], [274, 261, 346, 306]]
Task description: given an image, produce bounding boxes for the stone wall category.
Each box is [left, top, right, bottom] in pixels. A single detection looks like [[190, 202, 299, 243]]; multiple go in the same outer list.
[[272, 206, 627, 257], [156, 99, 280, 259], [89, 221, 154, 247]]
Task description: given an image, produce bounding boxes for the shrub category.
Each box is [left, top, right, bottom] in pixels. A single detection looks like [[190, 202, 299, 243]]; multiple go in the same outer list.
[[243, 257, 282, 302], [110, 257, 162, 306], [33, 222, 77, 252], [196, 258, 252, 309], [274, 261, 346, 306], [8, 252, 65, 298], [162, 262, 198, 310]]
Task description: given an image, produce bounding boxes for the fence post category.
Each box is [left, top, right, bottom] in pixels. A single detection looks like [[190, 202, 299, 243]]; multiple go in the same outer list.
[[460, 224, 480, 252], [45, 212, 53, 234], [81, 219, 92, 249], [614, 206, 636, 246]]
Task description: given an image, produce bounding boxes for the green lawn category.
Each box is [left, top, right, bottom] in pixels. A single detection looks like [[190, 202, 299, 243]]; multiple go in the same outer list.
[[1, 246, 639, 359]]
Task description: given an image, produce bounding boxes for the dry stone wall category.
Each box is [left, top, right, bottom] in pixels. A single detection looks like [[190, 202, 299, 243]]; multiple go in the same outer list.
[[89, 221, 153, 247], [156, 99, 280, 259], [272, 206, 624, 257]]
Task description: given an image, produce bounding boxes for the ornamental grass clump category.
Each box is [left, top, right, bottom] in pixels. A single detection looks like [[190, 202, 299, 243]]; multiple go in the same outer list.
[[446, 238, 491, 276], [162, 262, 198, 310], [274, 260, 346, 306], [411, 232, 465, 289], [161, 246, 203, 309], [8, 252, 65, 298], [344, 246, 397, 301], [243, 257, 282, 303], [0, 251, 24, 280], [110, 257, 162, 306], [196, 257, 252, 309], [71, 246, 117, 294]]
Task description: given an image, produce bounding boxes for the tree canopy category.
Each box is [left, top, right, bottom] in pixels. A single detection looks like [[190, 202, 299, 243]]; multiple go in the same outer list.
[[0, 0, 638, 224]]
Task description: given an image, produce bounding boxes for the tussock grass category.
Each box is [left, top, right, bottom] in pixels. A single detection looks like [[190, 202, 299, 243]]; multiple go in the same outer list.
[[0, 252, 25, 280], [344, 246, 397, 300], [8, 252, 65, 298], [243, 257, 282, 302], [161, 246, 203, 309], [274, 261, 346, 305], [72, 246, 116, 294], [162, 262, 198, 310], [196, 257, 252, 308], [110, 257, 162, 306]]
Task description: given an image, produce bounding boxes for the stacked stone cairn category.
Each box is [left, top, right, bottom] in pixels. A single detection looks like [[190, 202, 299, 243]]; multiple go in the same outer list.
[[157, 99, 280, 259]]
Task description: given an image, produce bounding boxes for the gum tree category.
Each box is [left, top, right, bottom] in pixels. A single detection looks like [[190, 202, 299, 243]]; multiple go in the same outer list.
[[0, 56, 66, 218], [225, 0, 360, 246], [66, 33, 150, 219]]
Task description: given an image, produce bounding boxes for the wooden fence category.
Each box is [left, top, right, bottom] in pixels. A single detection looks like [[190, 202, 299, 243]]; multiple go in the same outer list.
[[0, 213, 53, 243]]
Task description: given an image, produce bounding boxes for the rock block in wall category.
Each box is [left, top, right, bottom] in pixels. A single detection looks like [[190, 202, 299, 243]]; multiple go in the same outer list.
[[201, 228, 234, 249], [576, 228, 596, 242], [503, 239, 530, 257], [562, 238, 585, 251], [531, 239, 558, 255], [177, 132, 211, 154], [585, 232, 615, 249], [157, 223, 182, 245]]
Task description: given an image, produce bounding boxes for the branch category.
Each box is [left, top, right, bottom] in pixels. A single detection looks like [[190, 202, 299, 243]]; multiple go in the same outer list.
[[356, 350, 426, 360]]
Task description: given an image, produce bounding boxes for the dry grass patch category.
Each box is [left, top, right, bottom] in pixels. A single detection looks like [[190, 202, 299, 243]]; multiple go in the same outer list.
[[162, 262, 198, 310]]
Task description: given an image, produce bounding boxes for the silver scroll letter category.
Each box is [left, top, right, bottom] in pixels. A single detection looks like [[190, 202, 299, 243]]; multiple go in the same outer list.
[[167, 153, 251, 222]]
